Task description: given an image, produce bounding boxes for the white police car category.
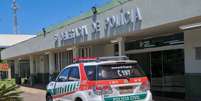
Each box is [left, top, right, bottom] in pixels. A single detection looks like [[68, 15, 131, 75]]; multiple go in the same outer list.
[[46, 56, 152, 101]]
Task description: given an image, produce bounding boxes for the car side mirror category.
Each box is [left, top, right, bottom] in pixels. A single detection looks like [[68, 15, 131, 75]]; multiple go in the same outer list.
[[49, 76, 56, 82], [56, 77, 67, 82]]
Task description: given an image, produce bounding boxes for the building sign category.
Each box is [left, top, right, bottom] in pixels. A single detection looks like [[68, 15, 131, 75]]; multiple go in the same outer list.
[[54, 7, 142, 47], [0, 63, 9, 72], [104, 8, 142, 32], [125, 33, 184, 51]]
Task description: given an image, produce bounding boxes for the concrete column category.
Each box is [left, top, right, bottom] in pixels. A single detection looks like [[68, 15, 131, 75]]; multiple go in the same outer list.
[[49, 52, 55, 81], [29, 55, 35, 85], [8, 67, 11, 80], [5, 60, 12, 80], [14, 59, 20, 84], [30, 56, 34, 74], [39, 55, 45, 74], [39, 55, 46, 84], [14, 59, 19, 76], [6, 60, 12, 80], [118, 37, 125, 56], [73, 46, 79, 57], [184, 28, 201, 101]]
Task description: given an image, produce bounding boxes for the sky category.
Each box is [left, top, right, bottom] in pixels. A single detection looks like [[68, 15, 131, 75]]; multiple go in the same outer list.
[[0, 0, 111, 35]]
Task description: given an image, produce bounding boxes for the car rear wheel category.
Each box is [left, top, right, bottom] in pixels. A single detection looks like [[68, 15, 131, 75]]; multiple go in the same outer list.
[[46, 95, 53, 101], [75, 97, 82, 101]]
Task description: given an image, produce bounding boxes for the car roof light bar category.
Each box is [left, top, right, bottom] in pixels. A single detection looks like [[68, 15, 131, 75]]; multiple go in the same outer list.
[[73, 56, 129, 63], [97, 56, 129, 61], [73, 57, 97, 63]]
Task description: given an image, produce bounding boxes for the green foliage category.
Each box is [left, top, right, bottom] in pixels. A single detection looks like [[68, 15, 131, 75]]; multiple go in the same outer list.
[[0, 79, 15, 87], [0, 80, 23, 101]]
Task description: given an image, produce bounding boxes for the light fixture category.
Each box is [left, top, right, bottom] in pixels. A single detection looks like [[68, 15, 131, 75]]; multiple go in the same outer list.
[[42, 28, 46, 36], [110, 39, 119, 44], [44, 52, 49, 55], [91, 6, 97, 15], [66, 47, 73, 51]]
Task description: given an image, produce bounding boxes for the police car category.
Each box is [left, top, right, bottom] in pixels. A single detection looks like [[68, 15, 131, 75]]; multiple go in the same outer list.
[[46, 56, 152, 101]]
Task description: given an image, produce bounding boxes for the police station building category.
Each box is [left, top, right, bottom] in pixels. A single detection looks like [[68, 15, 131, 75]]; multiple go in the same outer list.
[[1, 0, 201, 100]]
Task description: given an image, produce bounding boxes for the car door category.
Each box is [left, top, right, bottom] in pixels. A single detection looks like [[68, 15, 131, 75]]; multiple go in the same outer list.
[[54, 66, 80, 101], [63, 66, 80, 100], [53, 68, 70, 101]]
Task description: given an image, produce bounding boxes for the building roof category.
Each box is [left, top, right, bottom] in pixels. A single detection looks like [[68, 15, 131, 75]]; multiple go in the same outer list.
[[0, 34, 35, 48], [37, 0, 130, 36], [180, 22, 201, 30]]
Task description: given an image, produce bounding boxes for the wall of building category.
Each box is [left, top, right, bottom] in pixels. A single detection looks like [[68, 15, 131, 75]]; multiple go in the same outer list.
[[2, 0, 201, 60], [1, 33, 55, 60], [27, 55, 50, 85], [1, 0, 201, 100], [184, 28, 201, 73], [91, 44, 114, 57], [184, 28, 201, 101]]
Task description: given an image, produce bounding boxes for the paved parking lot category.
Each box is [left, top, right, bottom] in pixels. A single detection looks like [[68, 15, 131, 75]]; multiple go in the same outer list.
[[19, 86, 185, 101], [20, 92, 45, 101], [154, 96, 184, 101], [19, 86, 46, 101]]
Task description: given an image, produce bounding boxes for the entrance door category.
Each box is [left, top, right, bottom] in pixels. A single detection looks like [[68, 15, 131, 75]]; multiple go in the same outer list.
[[127, 49, 185, 98], [150, 52, 164, 92], [127, 53, 151, 79], [150, 50, 185, 98], [162, 49, 185, 97]]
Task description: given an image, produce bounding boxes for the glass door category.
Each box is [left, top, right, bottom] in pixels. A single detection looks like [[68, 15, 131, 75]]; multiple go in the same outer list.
[[127, 49, 185, 98], [127, 53, 151, 79], [150, 52, 164, 92], [162, 49, 185, 97], [150, 49, 185, 98]]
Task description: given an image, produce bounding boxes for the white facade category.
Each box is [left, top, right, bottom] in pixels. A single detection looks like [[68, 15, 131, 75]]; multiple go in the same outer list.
[[1, 0, 201, 100], [184, 28, 201, 73]]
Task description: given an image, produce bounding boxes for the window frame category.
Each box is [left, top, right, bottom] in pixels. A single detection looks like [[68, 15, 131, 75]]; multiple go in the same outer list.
[[67, 66, 80, 81], [195, 47, 201, 60], [56, 67, 70, 82]]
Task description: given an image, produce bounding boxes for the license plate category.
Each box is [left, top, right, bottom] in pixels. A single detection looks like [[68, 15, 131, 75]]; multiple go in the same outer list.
[[119, 86, 133, 94], [104, 93, 147, 101], [119, 89, 133, 94]]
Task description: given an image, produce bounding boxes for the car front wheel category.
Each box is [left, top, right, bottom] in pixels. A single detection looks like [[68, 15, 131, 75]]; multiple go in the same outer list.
[[46, 95, 53, 101], [75, 97, 82, 101]]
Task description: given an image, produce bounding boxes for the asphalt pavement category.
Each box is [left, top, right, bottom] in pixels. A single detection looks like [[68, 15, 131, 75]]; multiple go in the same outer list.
[[19, 86, 46, 101], [19, 86, 185, 101], [20, 92, 45, 101]]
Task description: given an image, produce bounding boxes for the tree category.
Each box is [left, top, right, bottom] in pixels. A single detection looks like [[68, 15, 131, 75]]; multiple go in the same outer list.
[[0, 84, 23, 101]]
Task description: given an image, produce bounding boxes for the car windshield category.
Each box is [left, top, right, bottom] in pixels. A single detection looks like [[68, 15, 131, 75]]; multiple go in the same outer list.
[[84, 63, 145, 80]]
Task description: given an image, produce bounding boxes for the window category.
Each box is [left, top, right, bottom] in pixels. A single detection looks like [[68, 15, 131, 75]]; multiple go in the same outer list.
[[97, 64, 145, 80], [55, 50, 73, 72], [57, 68, 69, 82], [84, 66, 96, 80], [68, 67, 80, 81], [195, 47, 201, 60], [84, 63, 145, 80], [79, 47, 91, 57]]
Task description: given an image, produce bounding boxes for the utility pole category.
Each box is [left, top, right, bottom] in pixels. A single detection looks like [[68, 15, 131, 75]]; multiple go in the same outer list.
[[12, 0, 18, 34]]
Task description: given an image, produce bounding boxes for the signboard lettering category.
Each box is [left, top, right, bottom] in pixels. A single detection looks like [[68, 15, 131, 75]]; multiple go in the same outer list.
[[0, 63, 9, 72], [54, 7, 142, 47]]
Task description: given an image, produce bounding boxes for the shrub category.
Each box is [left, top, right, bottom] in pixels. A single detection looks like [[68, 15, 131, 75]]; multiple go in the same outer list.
[[0, 80, 23, 101]]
